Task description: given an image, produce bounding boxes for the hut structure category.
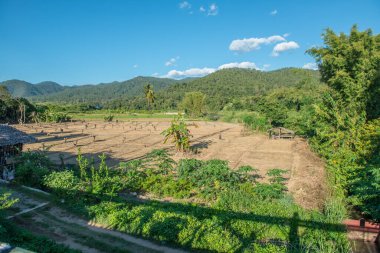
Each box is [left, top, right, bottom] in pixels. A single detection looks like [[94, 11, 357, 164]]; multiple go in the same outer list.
[[268, 127, 295, 139], [0, 124, 36, 180]]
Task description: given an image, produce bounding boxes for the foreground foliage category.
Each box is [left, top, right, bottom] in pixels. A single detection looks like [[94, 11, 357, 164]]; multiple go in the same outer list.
[[308, 25, 380, 219], [16, 149, 350, 253]]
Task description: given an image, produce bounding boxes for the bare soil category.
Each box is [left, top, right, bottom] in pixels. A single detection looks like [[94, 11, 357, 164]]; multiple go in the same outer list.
[[15, 120, 327, 209]]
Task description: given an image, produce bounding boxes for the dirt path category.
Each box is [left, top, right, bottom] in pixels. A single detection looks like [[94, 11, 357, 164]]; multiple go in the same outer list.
[[3, 186, 187, 253], [287, 139, 327, 209]]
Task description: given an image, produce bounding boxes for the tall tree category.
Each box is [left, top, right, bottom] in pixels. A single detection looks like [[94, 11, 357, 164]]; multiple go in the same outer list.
[[307, 25, 380, 217], [144, 83, 155, 111], [180, 92, 206, 117], [307, 25, 380, 118]]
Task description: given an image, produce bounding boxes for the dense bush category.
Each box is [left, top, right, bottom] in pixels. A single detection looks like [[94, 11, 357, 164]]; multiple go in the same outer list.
[[0, 87, 36, 123], [48, 111, 71, 123], [28, 148, 351, 252], [119, 160, 146, 192], [44, 170, 79, 198], [180, 92, 206, 117], [15, 151, 53, 188], [242, 112, 271, 132], [86, 195, 349, 253], [76, 153, 124, 198], [307, 26, 380, 220]]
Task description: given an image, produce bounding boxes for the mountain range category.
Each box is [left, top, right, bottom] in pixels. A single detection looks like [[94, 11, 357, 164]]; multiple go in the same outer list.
[[0, 68, 321, 105]]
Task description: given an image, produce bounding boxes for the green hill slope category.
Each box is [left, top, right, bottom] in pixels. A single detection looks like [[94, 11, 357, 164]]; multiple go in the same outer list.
[[0, 79, 42, 97], [162, 68, 320, 99], [107, 68, 322, 111], [30, 76, 177, 103], [0, 77, 178, 103], [34, 81, 65, 94], [1, 68, 321, 110]]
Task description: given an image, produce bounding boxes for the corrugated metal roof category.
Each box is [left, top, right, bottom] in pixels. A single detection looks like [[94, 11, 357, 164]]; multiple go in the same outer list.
[[0, 124, 36, 146]]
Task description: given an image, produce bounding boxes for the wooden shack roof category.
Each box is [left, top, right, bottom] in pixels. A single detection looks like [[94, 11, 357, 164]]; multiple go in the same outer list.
[[0, 124, 36, 146]]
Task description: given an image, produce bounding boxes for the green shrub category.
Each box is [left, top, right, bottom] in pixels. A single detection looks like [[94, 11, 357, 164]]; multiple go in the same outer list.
[[241, 112, 271, 132], [85, 195, 349, 253], [119, 161, 146, 192], [162, 116, 193, 152], [22, 150, 350, 253], [177, 159, 204, 179], [15, 152, 52, 188], [145, 149, 176, 174], [50, 112, 71, 123], [44, 170, 80, 198], [104, 114, 114, 122]]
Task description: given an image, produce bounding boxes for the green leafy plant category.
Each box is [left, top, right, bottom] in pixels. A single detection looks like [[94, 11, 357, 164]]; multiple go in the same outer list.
[[15, 151, 52, 188], [0, 190, 18, 211], [242, 112, 271, 132], [104, 114, 114, 122], [119, 160, 146, 192], [162, 116, 193, 152], [44, 170, 79, 198], [145, 149, 176, 174]]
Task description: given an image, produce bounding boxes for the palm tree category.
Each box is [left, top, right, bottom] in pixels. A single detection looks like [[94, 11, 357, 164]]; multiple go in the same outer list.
[[144, 84, 155, 111]]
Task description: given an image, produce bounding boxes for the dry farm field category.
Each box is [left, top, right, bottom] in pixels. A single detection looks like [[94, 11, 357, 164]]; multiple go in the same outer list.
[[14, 119, 327, 210]]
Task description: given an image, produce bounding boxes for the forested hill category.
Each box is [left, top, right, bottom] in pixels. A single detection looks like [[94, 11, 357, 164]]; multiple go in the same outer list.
[[162, 68, 320, 100], [0, 80, 65, 97], [31, 77, 178, 103], [106, 68, 322, 111], [0, 77, 178, 102], [1, 68, 321, 106]]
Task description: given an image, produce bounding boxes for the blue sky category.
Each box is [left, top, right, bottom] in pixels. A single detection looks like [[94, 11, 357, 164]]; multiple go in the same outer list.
[[1, 0, 379, 85]]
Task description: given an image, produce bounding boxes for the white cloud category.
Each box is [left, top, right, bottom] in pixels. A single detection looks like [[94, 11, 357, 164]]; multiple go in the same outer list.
[[302, 62, 318, 70], [133, 64, 138, 68], [152, 72, 160, 77], [165, 57, 179, 66], [208, 3, 218, 16], [199, 6, 206, 12], [283, 33, 290, 38], [218, 61, 258, 70], [229, 35, 286, 52], [179, 1, 191, 9], [164, 61, 263, 78], [270, 9, 278, 15], [272, 41, 300, 56], [166, 67, 215, 78]]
